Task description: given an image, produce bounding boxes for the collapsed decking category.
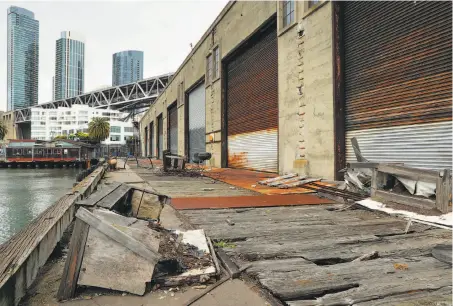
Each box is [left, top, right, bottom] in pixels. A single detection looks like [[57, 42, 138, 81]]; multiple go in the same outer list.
[[127, 162, 452, 305]]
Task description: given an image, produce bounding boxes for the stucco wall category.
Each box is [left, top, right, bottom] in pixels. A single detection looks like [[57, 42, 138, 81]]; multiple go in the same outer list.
[[140, 1, 277, 167], [277, 14, 303, 175], [301, 2, 335, 179]]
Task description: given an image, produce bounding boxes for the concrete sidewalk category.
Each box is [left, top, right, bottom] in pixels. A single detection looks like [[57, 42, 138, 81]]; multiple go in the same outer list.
[[60, 279, 270, 306]]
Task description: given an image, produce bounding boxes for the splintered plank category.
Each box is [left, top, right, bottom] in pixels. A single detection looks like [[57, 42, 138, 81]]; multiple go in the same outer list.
[[57, 218, 90, 301], [268, 176, 305, 187], [96, 184, 131, 210], [77, 209, 160, 295], [76, 182, 121, 207], [257, 256, 451, 302], [76, 208, 160, 263], [258, 173, 297, 185]]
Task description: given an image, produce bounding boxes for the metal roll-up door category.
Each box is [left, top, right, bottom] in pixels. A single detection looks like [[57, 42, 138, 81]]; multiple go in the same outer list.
[[168, 105, 178, 154], [343, 1, 452, 170], [188, 83, 206, 162], [144, 127, 148, 157], [149, 122, 154, 157], [226, 21, 278, 173], [157, 116, 163, 159]]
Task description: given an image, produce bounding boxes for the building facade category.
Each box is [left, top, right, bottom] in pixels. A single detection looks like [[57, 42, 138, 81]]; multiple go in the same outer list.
[[30, 104, 134, 145], [7, 6, 39, 111], [139, 1, 452, 180], [112, 50, 144, 86], [54, 31, 85, 100]]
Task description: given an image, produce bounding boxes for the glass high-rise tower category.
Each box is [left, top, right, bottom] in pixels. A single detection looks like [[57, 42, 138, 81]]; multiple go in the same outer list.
[[54, 31, 85, 100], [7, 6, 39, 111], [112, 50, 143, 86]]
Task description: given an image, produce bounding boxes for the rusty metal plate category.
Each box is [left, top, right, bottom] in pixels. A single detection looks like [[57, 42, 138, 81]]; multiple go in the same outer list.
[[171, 194, 333, 210]]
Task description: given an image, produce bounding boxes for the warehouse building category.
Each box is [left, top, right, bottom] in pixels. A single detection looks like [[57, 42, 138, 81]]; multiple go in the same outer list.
[[140, 1, 452, 180]]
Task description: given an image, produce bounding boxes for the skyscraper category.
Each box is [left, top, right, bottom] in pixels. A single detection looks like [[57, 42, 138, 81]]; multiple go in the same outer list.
[[112, 50, 143, 86], [54, 31, 85, 100], [7, 6, 39, 111]]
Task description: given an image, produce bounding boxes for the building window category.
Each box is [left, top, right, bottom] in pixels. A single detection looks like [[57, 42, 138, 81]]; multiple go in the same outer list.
[[124, 127, 134, 133], [110, 135, 120, 141], [110, 126, 121, 133], [213, 47, 220, 79], [206, 53, 213, 82], [282, 0, 295, 28]]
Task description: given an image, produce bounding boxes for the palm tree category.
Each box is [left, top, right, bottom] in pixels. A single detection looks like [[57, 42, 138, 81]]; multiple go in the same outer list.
[[0, 121, 8, 141], [88, 117, 110, 142]]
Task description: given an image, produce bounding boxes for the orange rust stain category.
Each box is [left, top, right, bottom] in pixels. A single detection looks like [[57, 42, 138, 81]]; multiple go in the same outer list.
[[227, 151, 248, 169], [203, 168, 335, 196], [393, 263, 409, 271]]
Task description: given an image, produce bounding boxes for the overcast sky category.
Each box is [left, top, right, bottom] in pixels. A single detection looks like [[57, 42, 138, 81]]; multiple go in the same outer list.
[[0, 0, 229, 111]]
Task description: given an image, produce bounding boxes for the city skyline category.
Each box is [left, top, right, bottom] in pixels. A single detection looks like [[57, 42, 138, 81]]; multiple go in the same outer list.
[[0, 1, 228, 111], [7, 6, 39, 110]]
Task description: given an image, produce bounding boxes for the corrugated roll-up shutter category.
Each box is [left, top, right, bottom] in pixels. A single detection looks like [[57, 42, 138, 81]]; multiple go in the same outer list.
[[343, 1, 452, 170], [149, 122, 154, 157], [168, 105, 178, 155], [157, 116, 163, 159], [144, 127, 148, 157], [188, 83, 206, 162], [226, 21, 278, 173]]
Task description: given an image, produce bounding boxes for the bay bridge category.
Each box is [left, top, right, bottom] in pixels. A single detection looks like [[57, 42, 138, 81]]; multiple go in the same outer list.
[[13, 72, 173, 123]]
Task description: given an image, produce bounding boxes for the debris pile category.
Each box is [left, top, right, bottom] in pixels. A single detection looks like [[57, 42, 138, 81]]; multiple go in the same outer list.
[[57, 184, 218, 302], [258, 174, 321, 189]]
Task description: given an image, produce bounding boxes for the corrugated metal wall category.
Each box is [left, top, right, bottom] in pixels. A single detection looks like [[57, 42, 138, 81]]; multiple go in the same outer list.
[[157, 116, 163, 159], [188, 84, 206, 162], [225, 21, 278, 173], [168, 105, 178, 155], [343, 1, 452, 169]]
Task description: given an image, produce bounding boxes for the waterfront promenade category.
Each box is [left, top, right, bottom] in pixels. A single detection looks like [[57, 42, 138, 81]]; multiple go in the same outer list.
[[14, 159, 452, 306]]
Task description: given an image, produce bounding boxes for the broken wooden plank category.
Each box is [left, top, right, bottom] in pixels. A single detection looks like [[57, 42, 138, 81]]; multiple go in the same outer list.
[[57, 218, 90, 301], [436, 169, 452, 213], [75, 207, 160, 263], [216, 248, 240, 278], [257, 256, 450, 302], [96, 184, 131, 210], [269, 176, 306, 187], [258, 173, 297, 185], [374, 190, 435, 210], [207, 237, 221, 276], [75, 181, 121, 207], [279, 178, 321, 189], [78, 209, 160, 296], [377, 164, 440, 182]]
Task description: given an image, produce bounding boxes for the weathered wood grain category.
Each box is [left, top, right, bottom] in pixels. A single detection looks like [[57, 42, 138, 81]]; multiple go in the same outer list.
[[354, 285, 452, 306], [57, 218, 90, 301], [182, 203, 452, 305], [0, 194, 78, 287], [75, 208, 160, 263], [78, 209, 160, 295], [258, 257, 451, 302], [75, 181, 121, 207], [96, 183, 131, 209], [216, 248, 239, 278]]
